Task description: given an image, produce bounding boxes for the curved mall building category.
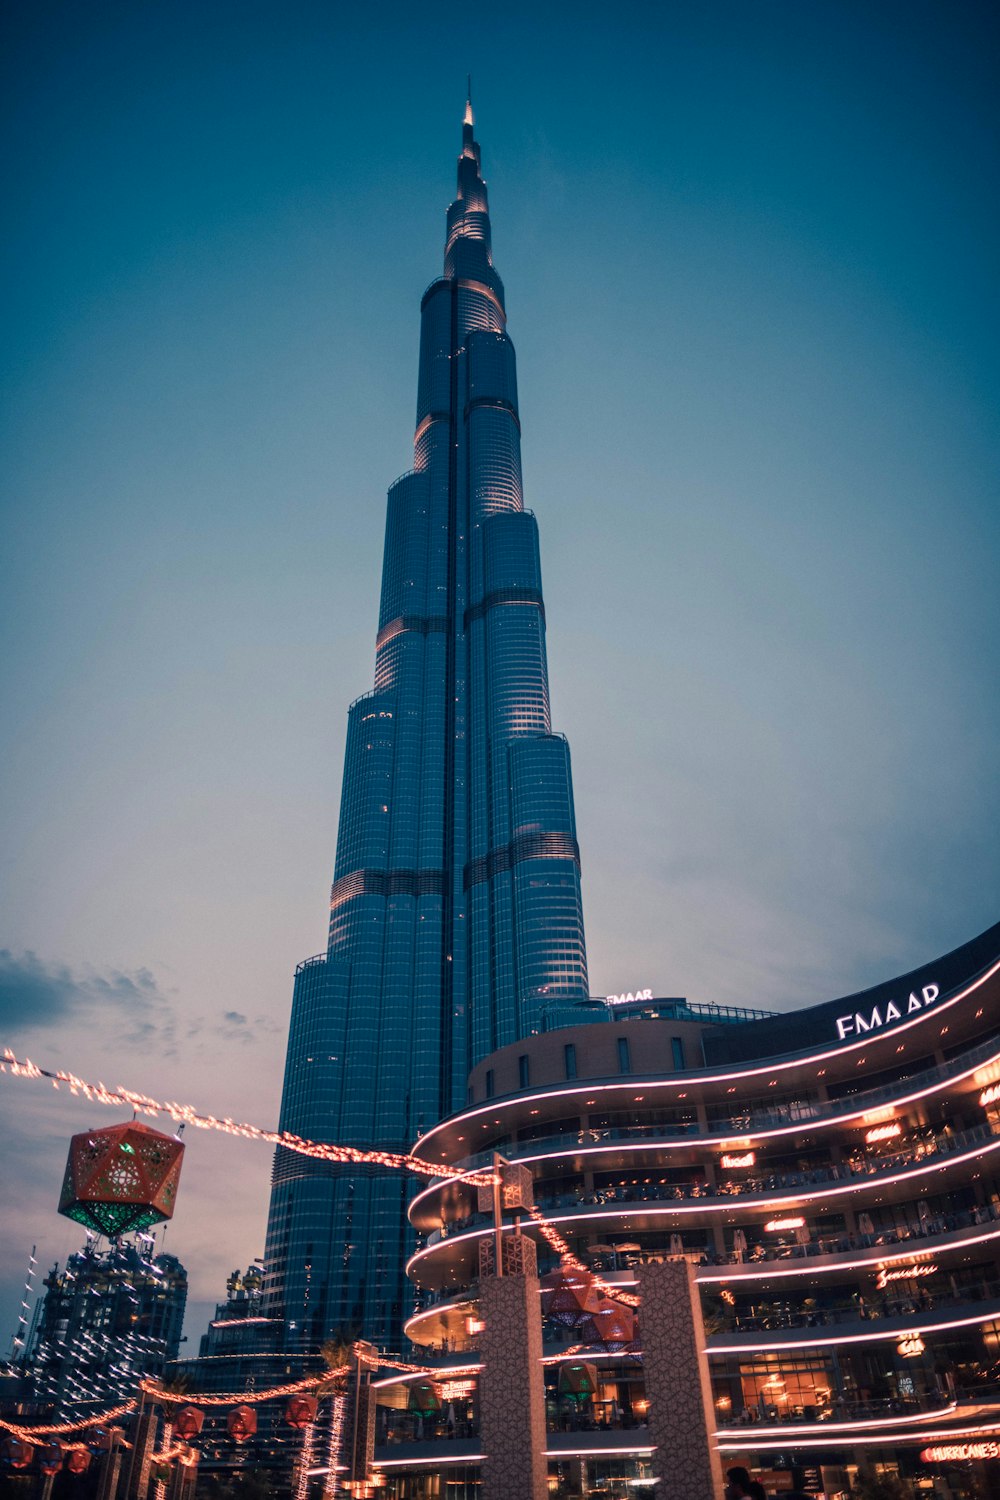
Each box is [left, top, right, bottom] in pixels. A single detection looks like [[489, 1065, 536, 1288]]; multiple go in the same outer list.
[[371, 920, 1000, 1499]]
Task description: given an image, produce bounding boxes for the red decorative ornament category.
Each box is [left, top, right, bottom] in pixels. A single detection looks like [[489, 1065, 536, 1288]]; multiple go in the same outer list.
[[66, 1449, 92, 1475], [58, 1121, 185, 1239], [226, 1406, 257, 1443], [539, 1267, 603, 1329], [579, 1297, 635, 1350], [37, 1444, 63, 1474], [173, 1407, 204, 1442], [285, 1395, 318, 1429], [2, 1439, 34, 1469]]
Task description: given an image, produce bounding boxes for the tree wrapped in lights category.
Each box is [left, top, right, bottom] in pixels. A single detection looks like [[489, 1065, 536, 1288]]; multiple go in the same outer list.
[[58, 1122, 184, 1238]]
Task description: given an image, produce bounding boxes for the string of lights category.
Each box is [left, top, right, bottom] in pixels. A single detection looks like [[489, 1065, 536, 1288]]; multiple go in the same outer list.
[[0, 1401, 137, 1440], [0, 1049, 494, 1186], [527, 1204, 640, 1308], [322, 1392, 346, 1500], [140, 1374, 342, 1406]]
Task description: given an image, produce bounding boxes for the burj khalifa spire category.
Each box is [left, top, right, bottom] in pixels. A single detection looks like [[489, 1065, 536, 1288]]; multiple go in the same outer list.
[[264, 97, 588, 1350]]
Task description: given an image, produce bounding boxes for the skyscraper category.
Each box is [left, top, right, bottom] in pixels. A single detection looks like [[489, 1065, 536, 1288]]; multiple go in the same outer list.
[[264, 97, 589, 1350]]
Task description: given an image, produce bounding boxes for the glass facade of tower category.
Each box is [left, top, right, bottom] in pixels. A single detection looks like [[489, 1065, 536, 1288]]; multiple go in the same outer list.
[[263, 102, 588, 1351]]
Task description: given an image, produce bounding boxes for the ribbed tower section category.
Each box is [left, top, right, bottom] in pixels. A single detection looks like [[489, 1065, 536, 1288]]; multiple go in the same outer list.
[[263, 99, 588, 1351]]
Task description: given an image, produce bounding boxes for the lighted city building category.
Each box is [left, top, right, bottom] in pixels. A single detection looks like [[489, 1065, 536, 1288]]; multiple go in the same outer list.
[[263, 95, 588, 1351], [22, 1239, 187, 1420], [371, 921, 1000, 1498]]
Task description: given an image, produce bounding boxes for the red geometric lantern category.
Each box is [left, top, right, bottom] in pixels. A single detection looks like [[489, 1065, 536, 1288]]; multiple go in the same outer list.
[[66, 1449, 92, 1475], [37, 1444, 63, 1474], [540, 1267, 603, 1328], [58, 1121, 185, 1238], [173, 1407, 204, 1442], [285, 1395, 318, 1429], [579, 1297, 635, 1350], [2, 1439, 34, 1469], [226, 1406, 257, 1443]]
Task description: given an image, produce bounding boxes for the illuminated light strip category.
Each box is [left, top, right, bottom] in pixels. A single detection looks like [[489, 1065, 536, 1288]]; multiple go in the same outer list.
[[375, 1449, 659, 1470], [409, 1049, 1000, 1215], [413, 958, 1000, 1159], [406, 1135, 1000, 1279], [377, 1454, 486, 1468], [0, 1050, 494, 1187], [372, 1349, 630, 1392], [716, 1419, 1000, 1453], [715, 1403, 957, 1438], [0, 1401, 137, 1440], [708, 1305, 1000, 1354]]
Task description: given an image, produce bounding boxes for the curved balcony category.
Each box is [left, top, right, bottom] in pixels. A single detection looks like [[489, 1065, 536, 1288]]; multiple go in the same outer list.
[[706, 1280, 1000, 1353], [410, 1033, 1000, 1227], [409, 1121, 1000, 1288]]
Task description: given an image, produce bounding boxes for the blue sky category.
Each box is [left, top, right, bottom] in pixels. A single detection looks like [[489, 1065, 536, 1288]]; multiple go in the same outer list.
[[1, 0, 998, 1341]]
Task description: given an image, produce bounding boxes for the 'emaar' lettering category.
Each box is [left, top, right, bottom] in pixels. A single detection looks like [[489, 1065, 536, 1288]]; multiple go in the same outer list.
[[835, 984, 939, 1041]]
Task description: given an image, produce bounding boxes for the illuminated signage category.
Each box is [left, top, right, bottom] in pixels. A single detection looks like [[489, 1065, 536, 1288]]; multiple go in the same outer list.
[[876, 1263, 937, 1289], [981, 1083, 1000, 1108], [835, 983, 939, 1041], [764, 1217, 805, 1232], [865, 1122, 902, 1143], [720, 1152, 756, 1169], [897, 1335, 926, 1357], [440, 1380, 476, 1399], [920, 1442, 1000, 1462], [606, 989, 653, 1005]]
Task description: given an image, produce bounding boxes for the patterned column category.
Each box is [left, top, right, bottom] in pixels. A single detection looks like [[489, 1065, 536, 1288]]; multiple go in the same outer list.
[[478, 1236, 548, 1500], [637, 1259, 725, 1499]]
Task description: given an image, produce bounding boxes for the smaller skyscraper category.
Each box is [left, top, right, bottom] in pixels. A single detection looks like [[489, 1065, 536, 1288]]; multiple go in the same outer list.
[[23, 1238, 187, 1418]]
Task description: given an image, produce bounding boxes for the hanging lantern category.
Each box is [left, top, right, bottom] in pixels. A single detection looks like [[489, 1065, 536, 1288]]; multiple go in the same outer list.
[[66, 1449, 92, 1475], [407, 1380, 442, 1415], [150, 1461, 173, 1484], [58, 1121, 185, 1239], [37, 1444, 63, 1475], [173, 1407, 205, 1442], [558, 1362, 598, 1399], [285, 1394, 318, 1429], [580, 1297, 635, 1350], [227, 1406, 257, 1443], [539, 1267, 603, 1328], [2, 1439, 34, 1469]]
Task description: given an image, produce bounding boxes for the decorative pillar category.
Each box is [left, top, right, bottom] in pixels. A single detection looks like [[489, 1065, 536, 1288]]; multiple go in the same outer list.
[[637, 1259, 725, 1500], [478, 1234, 548, 1500], [95, 1430, 125, 1500]]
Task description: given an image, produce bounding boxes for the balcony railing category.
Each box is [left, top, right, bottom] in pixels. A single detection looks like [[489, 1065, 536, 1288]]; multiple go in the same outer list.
[[423, 1119, 1000, 1249], [423, 1033, 1000, 1183]]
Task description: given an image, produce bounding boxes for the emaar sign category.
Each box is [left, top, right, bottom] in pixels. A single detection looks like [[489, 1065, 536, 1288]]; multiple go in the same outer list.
[[835, 983, 939, 1041]]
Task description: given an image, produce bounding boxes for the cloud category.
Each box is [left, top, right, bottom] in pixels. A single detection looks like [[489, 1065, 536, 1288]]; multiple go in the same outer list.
[[0, 950, 178, 1051]]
